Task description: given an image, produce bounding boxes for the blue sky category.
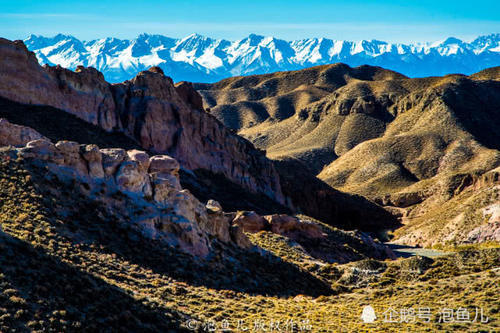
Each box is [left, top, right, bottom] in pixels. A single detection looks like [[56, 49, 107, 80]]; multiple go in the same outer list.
[[1, 0, 499, 42]]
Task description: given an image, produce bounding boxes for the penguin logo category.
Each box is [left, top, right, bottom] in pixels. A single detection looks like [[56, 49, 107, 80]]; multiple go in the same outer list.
[[361, 305, 377, 323]]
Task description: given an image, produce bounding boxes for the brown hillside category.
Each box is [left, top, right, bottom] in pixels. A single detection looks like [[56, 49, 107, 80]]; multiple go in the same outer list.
[[200, 65, 500, 246], [470, 66, 500, 81]]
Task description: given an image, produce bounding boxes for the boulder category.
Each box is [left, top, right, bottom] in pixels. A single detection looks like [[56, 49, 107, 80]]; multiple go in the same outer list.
[[127, 149, 150, 173], [264, 214, 326, 239], [19, 139, 60, 162], [149, 155, 182, 203], [101, 148, 127, 176], [81, 144, 104, 178], [206, 200, 223, 214], [55, 140, 80, 154], [233, 211, 269, 233], [115, 160, 152, 196], [26, 139, 54, 151], [149, 155, 180, 175], [55, 141, 88, 176], [151, 173, 180, 204]]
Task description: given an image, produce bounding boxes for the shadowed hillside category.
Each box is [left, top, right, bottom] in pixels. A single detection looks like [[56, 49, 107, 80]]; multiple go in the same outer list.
[[1, 147, 498, 332]]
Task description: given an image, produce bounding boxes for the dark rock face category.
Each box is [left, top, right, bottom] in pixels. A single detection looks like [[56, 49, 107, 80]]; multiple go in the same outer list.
[[44, 64, 119, 131], [174, 81, 204, 111], [0, 39, 118, 131], [275, 159, 398, 231]]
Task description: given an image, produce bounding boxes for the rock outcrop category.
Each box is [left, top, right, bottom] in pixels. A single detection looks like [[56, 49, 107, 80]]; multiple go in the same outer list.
[[264, 214, 326, 239], [0, 118, 47, 147], [233, 211, 269, 233], [11, 138, 251, 257], [235, 210, 394, 263], [111, 68, 284, 205], [174, 81, 204, 111], [467, 221, 500, 243], [233, 211, 326, 240], [0, 39, 118, 130], [0, 38, 284, 207]]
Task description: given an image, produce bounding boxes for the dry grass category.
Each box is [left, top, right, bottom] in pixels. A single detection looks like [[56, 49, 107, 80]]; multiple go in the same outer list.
[[200, 64, 500, 246], [1, 151, 499, 332]]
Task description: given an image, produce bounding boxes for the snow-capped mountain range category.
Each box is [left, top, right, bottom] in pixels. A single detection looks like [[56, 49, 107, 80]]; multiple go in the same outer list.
[[24, 33, 500, 83]]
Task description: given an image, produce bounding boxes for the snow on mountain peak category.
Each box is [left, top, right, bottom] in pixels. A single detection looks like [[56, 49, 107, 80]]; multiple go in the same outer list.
[[441, 37, 464, 46], [24, 33, 500, 83], [471, 33, 500, 53]]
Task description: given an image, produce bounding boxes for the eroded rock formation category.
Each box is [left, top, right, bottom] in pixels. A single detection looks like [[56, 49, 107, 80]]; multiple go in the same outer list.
[[13, 138, 251, 256], [0, 118, 47, 147], [0, 38, 284, 207], [233, 211, 326, 240]]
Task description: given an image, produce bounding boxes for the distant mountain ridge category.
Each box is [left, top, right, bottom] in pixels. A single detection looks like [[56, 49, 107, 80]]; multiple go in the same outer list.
[[24, 33, 500, 83]]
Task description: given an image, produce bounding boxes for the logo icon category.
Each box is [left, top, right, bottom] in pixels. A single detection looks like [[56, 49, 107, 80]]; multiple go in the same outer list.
[[361, 305, 377, 323]]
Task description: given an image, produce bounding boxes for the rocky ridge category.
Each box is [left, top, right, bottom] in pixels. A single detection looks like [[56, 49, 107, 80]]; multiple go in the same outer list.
[[0, 118, 250, 256], [5, 137, 250, 257], [0, 122, 392, 263], [0, 37, 396, 231], [0, 38, 284, 206]]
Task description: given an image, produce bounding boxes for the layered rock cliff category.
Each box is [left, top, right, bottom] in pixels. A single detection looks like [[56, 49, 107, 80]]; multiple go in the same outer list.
[[0, 38, 284, 206]]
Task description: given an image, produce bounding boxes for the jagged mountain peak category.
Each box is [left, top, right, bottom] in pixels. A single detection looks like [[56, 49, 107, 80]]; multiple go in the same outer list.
[[247, 33, 265, 40], [441, 36, 464, 45], [135, 33, 176, 45], [237, 34, 266, 47], [183, 32, 208, 40], [472, 33, 500, 50], [25, 33, 500, 82], [24, 33, 76, 49], [175, 33, 216, 49]]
